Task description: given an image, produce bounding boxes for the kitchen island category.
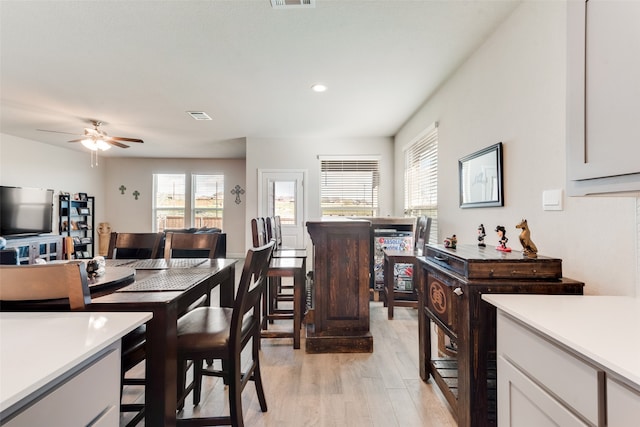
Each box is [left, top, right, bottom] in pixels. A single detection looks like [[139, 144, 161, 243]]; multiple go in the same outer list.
[[483, 294, 640, 427], [0, 311, 151, 426]]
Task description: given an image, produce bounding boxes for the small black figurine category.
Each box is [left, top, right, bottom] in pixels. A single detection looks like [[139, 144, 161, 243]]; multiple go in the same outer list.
[[477, 224, 486, 247], [495, 225, 511, 252]]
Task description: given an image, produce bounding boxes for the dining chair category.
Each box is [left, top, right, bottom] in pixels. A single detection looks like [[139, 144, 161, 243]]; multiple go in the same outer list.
[[414, 216, 432, 255], [250, 217, 267, 247], [107, 232, 163, 259], [163, 232, 221, 260], [0, 262, 90, 309], [175, 241, 275, 427]]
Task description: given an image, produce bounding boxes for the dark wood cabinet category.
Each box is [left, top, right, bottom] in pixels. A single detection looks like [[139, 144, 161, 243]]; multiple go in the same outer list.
[[417, 244, 584, 427], [305, 219, 373, 353]]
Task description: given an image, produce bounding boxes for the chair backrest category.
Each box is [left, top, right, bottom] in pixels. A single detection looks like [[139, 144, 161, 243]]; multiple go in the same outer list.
[[265, 216, 283, 248], [414, 216, 432, 255], [163, 232, 221, 260], [0, 261, 90, 310], [231, 241, 275, 346], [250, 217, 267, 247], [107, 232, 162, 259]]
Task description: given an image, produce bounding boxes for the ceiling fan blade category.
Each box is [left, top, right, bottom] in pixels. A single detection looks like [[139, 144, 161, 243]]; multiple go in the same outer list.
[[68, 139, 84, 143], [38, 129, 82, 136], [110, 136, 144, 143], [106, 140, 130, 149]]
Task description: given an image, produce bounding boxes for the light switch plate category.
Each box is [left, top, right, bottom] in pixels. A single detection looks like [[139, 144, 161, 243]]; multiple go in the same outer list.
[[542, 189, 563, 211]]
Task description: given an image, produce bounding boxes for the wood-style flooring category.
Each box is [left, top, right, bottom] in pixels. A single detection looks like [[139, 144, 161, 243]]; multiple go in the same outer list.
[[121, 299, 456, 427]]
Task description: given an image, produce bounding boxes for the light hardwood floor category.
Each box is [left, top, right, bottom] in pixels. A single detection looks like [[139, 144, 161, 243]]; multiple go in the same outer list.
[[121, 299, 456, 427]]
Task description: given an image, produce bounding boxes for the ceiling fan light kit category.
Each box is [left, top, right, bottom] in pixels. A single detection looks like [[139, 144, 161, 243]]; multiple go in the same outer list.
[[81, 138, 111, 151], [38, 119, 144, 168]]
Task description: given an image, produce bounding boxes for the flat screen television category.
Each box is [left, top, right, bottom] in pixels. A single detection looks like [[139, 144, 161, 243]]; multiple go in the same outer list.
[[0, 186, 54, 237]]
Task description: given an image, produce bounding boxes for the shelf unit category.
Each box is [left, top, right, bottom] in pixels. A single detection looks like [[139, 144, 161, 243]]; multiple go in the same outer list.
[[59, 195, 95, 259]]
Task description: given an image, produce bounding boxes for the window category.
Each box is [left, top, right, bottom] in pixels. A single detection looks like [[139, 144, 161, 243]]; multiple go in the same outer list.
[[320, 156, 380, 217], [154, 174, 186, 232], [404, 123, 438, 243], [192, 174, 224, 229], [153, 173, 224, 232]]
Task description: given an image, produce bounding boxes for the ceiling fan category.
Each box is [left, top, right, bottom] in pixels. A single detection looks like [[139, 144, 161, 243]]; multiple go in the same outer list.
[[38, 120, 144, 151]]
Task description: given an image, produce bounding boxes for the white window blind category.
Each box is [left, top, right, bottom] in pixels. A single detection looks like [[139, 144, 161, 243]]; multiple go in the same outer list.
[[320, 157, 380, 217], [404, 124, 438, 243]]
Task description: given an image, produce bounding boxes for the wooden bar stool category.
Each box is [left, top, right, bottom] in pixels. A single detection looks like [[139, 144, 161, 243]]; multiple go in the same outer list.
[[260, 257, 305, 349]]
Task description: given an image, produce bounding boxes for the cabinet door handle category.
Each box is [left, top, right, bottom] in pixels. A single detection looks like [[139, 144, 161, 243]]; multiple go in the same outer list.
[[434, 255, 449, 264]]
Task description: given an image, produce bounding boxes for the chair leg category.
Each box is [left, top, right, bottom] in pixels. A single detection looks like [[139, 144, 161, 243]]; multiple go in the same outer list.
[[177, 358, 188, 411], [193, 359, 203, 406], [268, 277, 276, 324], [229, 355, 244, 427], [253, 338, 268, 412]]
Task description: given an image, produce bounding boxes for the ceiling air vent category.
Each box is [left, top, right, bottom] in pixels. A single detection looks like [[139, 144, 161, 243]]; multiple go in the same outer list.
[[270, 0, 315, 9], [187, 111, 212, 121]]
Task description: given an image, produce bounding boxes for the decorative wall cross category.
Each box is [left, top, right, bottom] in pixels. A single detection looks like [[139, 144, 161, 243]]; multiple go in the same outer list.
[[231, 185, 245, 204], [132, 190, 140, 200], [119, 185, 126, 195]]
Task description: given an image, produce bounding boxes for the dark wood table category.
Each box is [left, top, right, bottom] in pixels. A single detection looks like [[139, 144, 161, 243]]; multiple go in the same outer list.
[[89, 258, 237, 427]]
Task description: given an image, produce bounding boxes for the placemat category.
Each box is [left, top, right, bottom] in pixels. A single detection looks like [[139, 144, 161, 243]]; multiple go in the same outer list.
[[116, 270, 212, 292]]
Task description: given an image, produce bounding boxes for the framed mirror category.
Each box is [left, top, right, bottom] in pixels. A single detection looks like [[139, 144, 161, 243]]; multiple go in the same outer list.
[[459, 142, 503, 208]]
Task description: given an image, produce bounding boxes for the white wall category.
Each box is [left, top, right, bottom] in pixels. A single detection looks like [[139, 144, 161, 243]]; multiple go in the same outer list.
[[395, 1, 638, 296], [103, 157, 246, 258], [1, 133, 107, 230], [245, 136, 394, 251]]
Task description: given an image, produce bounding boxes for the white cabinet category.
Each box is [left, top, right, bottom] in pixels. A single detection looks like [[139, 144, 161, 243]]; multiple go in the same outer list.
[[607, 377, 640, 427], [0, 312, 152, 427], [4, 347, 120, 427], [498, 355, 589, 427], [566, 0, 640, 195], [485, 295, 640, 427]]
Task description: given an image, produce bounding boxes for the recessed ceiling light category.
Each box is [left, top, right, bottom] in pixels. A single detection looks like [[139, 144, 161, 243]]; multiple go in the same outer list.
[[187, 111, 212, 120], [311, 83, 327, 93]]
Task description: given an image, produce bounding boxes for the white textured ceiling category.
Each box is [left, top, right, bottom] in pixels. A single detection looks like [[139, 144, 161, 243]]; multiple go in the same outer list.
[[0, 0, 519, 159]]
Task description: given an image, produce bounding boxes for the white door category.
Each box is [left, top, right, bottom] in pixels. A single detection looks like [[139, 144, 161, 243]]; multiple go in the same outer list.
[[258, 170, 306, 249]]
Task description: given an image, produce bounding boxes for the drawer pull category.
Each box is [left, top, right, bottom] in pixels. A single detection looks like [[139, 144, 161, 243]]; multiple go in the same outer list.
[[434, 255, 449, 264], [453, 287, 463, 296]]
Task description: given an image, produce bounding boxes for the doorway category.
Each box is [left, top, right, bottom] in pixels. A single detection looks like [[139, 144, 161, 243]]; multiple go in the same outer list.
[[258, 170, 306, 249]]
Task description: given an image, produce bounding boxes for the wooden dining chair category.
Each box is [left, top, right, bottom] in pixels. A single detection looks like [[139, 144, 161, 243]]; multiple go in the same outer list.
[[0, 262, 90, 309], [175, 241, 275, 427], [251, 217, 267, 247], [107, 232, 163, 259], [163, 232, 221, 260]]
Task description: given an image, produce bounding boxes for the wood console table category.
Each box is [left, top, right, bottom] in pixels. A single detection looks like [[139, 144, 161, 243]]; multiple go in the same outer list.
[[417, 244, 584, 427], [305, 219, 373, 353]]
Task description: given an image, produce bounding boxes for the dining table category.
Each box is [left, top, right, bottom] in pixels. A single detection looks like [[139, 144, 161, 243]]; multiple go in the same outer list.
[[2, 257, 238, 427]]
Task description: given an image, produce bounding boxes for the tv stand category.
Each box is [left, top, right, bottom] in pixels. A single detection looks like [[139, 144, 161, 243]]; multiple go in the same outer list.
[[3, 235, 63, 264]]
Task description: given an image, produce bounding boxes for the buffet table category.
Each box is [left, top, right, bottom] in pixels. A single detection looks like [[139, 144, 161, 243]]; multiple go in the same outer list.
[[0, 311, 151, 426]]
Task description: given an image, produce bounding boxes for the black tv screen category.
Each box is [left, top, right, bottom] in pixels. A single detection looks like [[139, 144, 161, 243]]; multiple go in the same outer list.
[[0, 186, 54, 237]]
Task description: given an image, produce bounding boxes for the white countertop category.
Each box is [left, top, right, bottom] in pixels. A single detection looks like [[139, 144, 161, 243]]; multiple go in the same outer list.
[[482, 294, 640, 389], [0, 311, 152, 416]]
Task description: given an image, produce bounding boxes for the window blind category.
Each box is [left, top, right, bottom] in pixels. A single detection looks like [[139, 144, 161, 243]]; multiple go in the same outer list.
[[320, 158, 380, 217], [404, 124, 438, 243]]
